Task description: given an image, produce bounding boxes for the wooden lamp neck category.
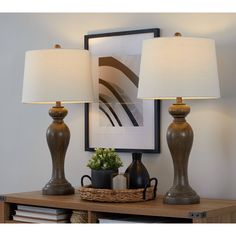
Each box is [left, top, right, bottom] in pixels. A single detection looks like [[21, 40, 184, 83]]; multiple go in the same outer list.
[[176, 97, 183, 104], [55, 101, 62, 107]]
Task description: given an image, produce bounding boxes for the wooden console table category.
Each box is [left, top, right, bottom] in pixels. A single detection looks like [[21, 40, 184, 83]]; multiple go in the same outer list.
[[1, 190, 236, 223]]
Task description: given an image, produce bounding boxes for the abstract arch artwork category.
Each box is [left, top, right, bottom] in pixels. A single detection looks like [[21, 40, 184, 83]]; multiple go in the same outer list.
[[84, 28, 160, 153]]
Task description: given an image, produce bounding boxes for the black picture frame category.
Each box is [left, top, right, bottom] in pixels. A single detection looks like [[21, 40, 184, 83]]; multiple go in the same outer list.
[[84, 28, 160, 153]]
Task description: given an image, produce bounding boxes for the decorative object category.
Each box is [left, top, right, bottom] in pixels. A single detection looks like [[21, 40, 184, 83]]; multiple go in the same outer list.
[[81, 170, 117, 189], [22, 44, 94, 195], [138, 33, 220, 204], [82, 148, 123, 189], [84, 28, 160, 153], [70, 210, 88, 223], [87, 148, 123, 170], [125, 153, 150, 189], [112, 173, 129, 190], [78, 177, 157, 203]]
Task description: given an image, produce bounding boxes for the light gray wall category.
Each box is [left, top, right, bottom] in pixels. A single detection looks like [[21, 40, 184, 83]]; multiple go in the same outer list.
[[0, 13, 236, 199]]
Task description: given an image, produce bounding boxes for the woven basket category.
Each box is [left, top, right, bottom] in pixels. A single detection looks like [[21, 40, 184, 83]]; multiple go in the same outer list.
[[78, 183, 157, 203], [70, 210, 88, 223]]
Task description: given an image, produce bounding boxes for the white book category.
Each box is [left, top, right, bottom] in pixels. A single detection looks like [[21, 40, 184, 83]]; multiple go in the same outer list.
[[15, 210, 70, 220], [17, 205, 67, 215], [13, 215, 68, 223], [98, 216, 190, 223], [99, 218, 137, 224]]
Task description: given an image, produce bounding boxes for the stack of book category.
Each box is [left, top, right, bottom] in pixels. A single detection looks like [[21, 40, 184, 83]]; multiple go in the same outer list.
[[13, 205, 71, 223]]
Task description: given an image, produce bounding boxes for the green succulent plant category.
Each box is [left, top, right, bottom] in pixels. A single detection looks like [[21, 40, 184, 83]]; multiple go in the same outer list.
[[87, 148, 123, 170]]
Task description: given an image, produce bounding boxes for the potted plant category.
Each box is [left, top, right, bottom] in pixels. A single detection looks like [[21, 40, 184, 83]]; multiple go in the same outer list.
[[86, 148, 123, 189]]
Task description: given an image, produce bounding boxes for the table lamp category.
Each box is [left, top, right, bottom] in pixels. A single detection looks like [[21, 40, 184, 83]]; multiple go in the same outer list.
[[138, 33, 220, 204], [22, 44, 94, 195]]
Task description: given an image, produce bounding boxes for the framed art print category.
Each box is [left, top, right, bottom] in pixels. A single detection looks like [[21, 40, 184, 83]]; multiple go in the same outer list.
[[84, 28, 160, 153]]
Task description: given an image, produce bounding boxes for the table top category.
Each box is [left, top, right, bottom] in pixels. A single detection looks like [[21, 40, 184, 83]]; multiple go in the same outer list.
[[2, 190, 236, 219]]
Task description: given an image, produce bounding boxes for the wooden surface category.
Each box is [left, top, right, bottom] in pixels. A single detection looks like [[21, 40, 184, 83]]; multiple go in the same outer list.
[[0, 197, 11, 223], [1, 190, 236, 223], [0, 201, 4, 223], [43, 104, 74, 195], [164, 100, 200, 204]]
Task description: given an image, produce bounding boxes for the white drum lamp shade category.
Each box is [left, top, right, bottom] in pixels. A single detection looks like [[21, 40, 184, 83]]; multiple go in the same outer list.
[[138, 37, 220, 100], [22, 49, 94, 104]]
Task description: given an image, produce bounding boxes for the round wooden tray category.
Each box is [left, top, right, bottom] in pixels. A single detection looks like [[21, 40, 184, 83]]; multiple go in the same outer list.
[[78, 184, 157, 203]]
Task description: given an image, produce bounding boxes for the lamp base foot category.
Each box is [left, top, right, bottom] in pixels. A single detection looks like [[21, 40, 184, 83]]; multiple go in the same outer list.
[[42, 180, 75, 195], [163, 186, 200, 205]]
